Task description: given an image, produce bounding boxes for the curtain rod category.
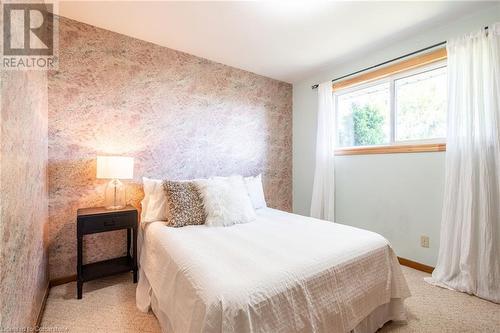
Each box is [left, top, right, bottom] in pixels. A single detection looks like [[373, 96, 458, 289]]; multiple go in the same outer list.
[[311, 26, 489, 90]]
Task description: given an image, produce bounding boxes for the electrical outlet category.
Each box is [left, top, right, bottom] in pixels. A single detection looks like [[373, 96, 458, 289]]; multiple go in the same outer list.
[[420, 235, 430, 248]]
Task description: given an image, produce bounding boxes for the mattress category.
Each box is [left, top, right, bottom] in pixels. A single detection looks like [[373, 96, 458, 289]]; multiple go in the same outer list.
[[136, 208, 410, 333]]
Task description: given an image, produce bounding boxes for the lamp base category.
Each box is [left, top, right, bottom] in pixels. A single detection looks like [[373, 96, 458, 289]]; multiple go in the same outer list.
[[104, 179, 126, 210]]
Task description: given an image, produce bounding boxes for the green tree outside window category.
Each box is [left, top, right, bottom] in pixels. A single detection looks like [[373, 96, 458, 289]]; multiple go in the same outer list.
[[350, 103, 385, 146]]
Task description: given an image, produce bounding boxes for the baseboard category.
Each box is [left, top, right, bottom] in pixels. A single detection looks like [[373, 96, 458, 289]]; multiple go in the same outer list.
[[50, 261, 433, 284], [35, 283, 50, 328], [398, 256, 434, 274], [49, 274, 77, 287], [49, 259, 432, 292]]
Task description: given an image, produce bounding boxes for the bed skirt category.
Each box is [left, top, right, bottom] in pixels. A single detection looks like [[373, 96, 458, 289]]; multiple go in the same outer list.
[[137, 268, 407, 333], [352, 298, 406, 333]]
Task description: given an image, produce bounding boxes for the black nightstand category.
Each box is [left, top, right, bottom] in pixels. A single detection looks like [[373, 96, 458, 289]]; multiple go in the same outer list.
[[76, 205, 138, 299]]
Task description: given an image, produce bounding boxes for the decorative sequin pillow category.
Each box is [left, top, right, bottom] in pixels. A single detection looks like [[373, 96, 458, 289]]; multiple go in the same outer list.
[[162, 180, 206, 227]]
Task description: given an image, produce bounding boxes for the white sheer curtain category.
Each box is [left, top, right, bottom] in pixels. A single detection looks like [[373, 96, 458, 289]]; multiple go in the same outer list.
[[310, 82, 335, 221], [427, 23, 500, 303]]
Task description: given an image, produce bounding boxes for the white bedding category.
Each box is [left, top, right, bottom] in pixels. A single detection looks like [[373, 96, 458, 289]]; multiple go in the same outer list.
[[137, 208, 410, 333]]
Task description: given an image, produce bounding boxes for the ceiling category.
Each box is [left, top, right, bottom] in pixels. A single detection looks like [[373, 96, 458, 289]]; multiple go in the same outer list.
[[56, 1, 495, 83]]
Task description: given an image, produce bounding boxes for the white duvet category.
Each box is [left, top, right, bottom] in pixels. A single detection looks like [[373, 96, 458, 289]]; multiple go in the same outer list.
[[137, 208, 410, 333]]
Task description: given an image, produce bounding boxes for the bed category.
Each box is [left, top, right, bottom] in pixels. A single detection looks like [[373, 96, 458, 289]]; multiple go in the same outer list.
[[136, 207, 410, 333]]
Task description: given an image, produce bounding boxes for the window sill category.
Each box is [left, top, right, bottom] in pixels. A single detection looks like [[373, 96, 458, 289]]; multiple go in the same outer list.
[[335, 143, 446, 156]]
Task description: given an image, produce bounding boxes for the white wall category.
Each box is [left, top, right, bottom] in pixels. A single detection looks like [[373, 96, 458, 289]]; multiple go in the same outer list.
[[292, 4, 500, 267]]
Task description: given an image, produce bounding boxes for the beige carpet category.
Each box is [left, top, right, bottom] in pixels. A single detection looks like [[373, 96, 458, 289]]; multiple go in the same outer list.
[[41, 266, 500, 333]]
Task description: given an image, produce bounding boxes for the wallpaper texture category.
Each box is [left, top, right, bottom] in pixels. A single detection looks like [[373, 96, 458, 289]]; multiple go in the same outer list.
[[48, 17, 292, 279], [0, 70, 49, 328]]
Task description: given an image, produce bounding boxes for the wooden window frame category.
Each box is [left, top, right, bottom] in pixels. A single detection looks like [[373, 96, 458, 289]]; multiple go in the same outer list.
[[335, 143, 446, 156], [333, 48, 447, 156]]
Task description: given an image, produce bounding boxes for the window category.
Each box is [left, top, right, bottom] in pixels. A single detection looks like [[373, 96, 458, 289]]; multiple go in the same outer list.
[[395, 66, 447, 141], [337, 82, 390, 147], [334, 60, 447, 154]]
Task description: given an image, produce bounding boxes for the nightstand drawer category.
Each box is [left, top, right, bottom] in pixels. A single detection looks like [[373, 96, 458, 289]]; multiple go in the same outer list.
[[80, 212, 135, 234]]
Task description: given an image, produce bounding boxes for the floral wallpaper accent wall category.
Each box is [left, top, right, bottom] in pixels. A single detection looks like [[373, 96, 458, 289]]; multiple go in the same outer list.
[[48, 17, 292, 279], [0, 70, 49, 328]]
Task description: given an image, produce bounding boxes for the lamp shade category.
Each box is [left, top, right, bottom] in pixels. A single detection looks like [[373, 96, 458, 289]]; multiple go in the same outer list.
[[96, 156, 134, 180]]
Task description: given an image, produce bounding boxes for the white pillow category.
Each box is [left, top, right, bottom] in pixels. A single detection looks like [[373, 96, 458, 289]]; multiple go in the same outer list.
[[244, 174, 267, 209], [195, 175, 256, 227], [142, 177, 169, 223]]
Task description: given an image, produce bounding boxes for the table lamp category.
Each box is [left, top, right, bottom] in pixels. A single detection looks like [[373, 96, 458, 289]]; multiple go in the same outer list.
[[96, 156, 134, 210]]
